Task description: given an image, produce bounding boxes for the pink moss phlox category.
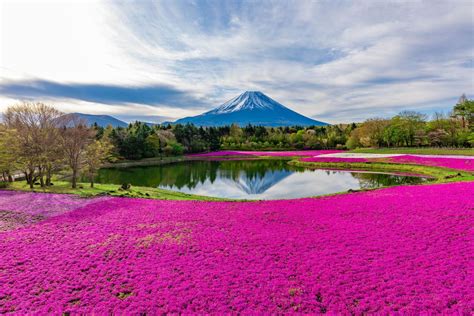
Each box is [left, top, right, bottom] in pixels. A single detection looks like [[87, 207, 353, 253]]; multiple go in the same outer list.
[[389, 155, 474, 171], [1, 182, 473, 313], [300, 155, 474, 172]]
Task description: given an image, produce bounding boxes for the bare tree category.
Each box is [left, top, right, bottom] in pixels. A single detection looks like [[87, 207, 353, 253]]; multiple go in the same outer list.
[[59, 115, 94, 188], [3, 102, 63, 188]]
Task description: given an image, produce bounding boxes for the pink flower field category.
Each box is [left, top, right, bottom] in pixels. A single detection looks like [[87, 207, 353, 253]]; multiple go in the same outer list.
[[300, 154, 474, 172], [388, 155, 474, 172], [0, 182, 473, 314], [189, 150, 342, 157]]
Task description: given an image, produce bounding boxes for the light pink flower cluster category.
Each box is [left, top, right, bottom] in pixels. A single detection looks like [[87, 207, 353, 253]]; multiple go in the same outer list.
[[388, 155, 474, 172], [0, 191, 110, 218], [190, 150, 342, 157], [1, 182, 473, 313], [0, 191, 111, 231], [0, 211, 45, 232]]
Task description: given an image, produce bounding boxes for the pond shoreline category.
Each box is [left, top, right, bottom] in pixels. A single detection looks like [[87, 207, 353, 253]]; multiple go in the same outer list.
[[4, 150, 473, 201], [95, 159, 432, 200]]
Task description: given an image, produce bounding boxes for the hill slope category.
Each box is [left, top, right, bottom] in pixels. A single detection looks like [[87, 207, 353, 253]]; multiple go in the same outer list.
[[173, 91, 327, 127], [65, 113, 128, 128]]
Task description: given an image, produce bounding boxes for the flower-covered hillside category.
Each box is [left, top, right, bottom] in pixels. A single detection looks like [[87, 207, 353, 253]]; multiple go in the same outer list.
[[0, 182, 473, 313], [388, 155, 474, 171]]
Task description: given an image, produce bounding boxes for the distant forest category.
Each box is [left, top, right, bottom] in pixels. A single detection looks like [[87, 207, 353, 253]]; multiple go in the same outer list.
[[99, 94, 473, 160]]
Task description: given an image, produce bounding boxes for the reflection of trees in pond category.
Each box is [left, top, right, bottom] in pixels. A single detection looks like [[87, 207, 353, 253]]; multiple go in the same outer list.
[[351, 172, 426, 189], [95, 159, 300, 190]]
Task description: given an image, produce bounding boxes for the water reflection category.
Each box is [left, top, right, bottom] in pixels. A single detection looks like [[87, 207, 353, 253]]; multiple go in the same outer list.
[[221, 169, 292, 194], [93, 159, 428, 199]]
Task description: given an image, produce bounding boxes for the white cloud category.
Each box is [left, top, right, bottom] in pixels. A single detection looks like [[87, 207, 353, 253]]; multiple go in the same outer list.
[[1, 0, 472, 123]]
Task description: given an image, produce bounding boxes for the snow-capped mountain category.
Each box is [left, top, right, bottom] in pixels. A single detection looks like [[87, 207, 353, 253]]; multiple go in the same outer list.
[[210, 91, 276, 114], [172, 91, 327, 126]]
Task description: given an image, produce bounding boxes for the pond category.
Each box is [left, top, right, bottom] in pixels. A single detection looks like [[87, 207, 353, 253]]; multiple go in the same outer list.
[[92, 159, 430, 200]]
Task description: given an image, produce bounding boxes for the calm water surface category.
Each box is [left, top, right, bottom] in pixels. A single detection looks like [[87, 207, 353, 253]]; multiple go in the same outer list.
[[93, 159, 429, 199]]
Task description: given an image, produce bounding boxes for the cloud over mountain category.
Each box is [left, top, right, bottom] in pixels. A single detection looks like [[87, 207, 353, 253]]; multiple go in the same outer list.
[[1, 0, 472, 123], [0, 79, 205, 108]]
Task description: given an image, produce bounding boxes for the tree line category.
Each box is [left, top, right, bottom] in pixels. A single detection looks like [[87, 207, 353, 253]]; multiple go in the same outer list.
[[0, 103, 111, 188], [100, 94, 472, 160], [99, 122, 351, 161], [1, 96, 472, 186], [346, 95, 473, 148]]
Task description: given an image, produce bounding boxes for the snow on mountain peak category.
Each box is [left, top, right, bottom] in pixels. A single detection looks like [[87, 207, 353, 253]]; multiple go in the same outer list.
[[173, 91, 328, 127], [210, 91, 283, 114]]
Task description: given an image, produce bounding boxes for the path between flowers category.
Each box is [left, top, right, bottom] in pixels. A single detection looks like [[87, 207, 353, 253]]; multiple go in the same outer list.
[[0, 182, 473, 313]]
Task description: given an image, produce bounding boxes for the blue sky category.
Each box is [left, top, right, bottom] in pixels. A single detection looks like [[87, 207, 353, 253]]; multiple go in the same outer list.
[[0, 0, 472, 123]]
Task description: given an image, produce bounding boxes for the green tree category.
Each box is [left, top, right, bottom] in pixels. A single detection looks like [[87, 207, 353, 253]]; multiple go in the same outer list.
[[453, 94, 474, 130], [83, 139, 113, 187], [454, 94, 467, 129], [0, 126, 20, 182], [355, 118, 390, 147], [389, 111, 426, 146]]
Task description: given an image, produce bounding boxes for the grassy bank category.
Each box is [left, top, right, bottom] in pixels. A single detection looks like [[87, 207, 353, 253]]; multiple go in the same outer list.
[[351, 147, 474, 156], [102, 155, 188, 169], [6, 181, 224, 201]]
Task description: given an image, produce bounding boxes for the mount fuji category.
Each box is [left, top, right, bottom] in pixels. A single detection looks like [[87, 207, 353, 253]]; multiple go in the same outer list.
[[172, 91, 327, 127]]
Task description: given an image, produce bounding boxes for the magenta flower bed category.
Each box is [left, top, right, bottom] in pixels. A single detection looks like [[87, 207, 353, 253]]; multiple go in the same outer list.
[[190, 150, 342, 157], [1, 182, 473, 313], [301, 157, 371, 163], [299, 155, 474, 172], [388, 155, 474, 172]]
